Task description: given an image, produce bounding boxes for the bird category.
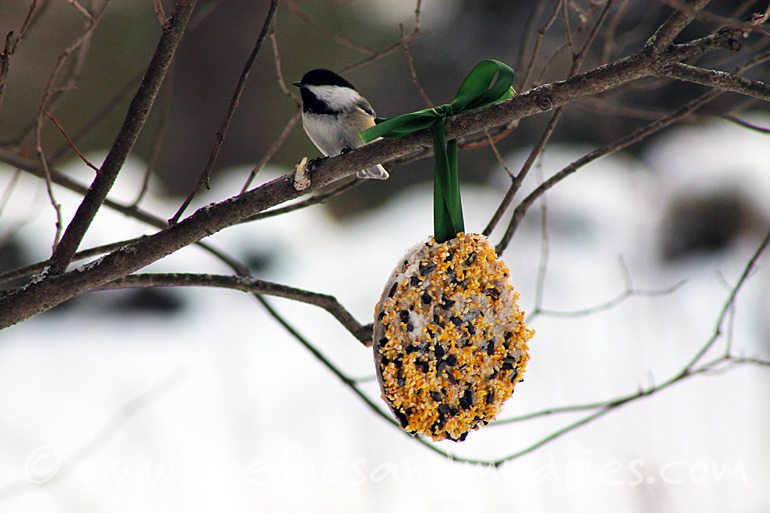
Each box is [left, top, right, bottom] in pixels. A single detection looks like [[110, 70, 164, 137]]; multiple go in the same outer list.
[[292, 69, 389, 180]]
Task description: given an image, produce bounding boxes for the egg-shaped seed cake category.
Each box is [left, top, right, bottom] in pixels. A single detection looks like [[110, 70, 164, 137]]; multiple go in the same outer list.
[[373, 232, 533, 442]]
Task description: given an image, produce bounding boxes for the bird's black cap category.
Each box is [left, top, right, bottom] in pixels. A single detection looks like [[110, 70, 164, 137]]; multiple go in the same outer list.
[[292, 68, 357, 90]]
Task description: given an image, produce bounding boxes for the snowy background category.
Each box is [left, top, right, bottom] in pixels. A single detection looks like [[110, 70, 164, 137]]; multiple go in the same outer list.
[[0, 115, 768, 512]]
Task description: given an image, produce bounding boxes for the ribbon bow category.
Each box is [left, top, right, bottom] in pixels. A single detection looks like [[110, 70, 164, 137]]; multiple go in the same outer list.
[[360, 59, 515, 243]]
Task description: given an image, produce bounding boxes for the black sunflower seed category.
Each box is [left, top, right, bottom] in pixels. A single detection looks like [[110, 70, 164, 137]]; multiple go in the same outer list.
[[419, 263, 436, 274], [394, 408, 409, 428], [388, 282, 398, 298], [459, 389, 473, 409]]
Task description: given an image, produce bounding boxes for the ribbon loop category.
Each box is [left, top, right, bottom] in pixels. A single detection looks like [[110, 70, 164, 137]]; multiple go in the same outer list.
[[360, 60, 515, 243]]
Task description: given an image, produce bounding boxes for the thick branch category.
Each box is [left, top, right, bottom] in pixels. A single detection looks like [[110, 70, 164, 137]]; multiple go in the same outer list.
[[47, 0, 196, 275]]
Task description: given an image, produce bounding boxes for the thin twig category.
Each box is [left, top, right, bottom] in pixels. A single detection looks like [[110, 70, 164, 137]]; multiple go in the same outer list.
[[243, 177, 361, 222], [240, 21, 302, 193], [152, 0, 170, 28], [169, 0, 280, 225], [400, 24, 432, 107], [49, 72, 144, 162], [65, 0, 93, 20], [520, 0, 562, 92], [484, 0, 614, 239], [496, 88, 722, 252], [682, 226, 770, 371], [41, 108, 100, 174], [720, 114, 770, 133], [241, 108, 301, 193], [531, 257, 688, 320], [282, 0, 374, 55], [131, 72, 175, 208]]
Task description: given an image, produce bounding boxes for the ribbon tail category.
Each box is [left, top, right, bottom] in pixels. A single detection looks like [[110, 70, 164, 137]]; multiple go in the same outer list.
[[433, 125, 464, 243], [446, 138, 464, 235]]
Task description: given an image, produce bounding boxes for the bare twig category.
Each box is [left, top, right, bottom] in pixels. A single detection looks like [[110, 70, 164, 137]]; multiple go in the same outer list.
[[659, 62, 770, 102], [400, 24, 432, 107], [648, 0, 713, 52], [496, 88, 722, 252], [520, 0, 562, 92], [169, 0, 280, 225], [682, 227, 770, 371], [655, 0, 770, 36], [131, 73, 175, 208], [484, 0, 614, 238], [32, 0, 111, 248], [41, 108, 100, 174], [282, 0, 374, 55], [104, 273, 372, 344], [243, 177, 361, 222], [240, 21, 302, 193], [531, 257, 688, 320], [720, 114, 770, 133], [152, 0, 170, 28], [49, 72, 144, 162], [241, 108, 301, 192]]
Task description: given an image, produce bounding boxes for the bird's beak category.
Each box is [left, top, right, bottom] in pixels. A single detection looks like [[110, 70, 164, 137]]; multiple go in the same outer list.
[[291, 81, 301, 87]]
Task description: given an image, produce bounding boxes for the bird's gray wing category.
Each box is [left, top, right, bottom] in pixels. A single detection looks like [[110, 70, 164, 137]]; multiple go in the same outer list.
[[354, 98, 376, 118]]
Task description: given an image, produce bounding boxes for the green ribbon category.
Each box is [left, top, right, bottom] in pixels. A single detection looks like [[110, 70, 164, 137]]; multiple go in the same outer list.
[[360, 59, 515, 243]]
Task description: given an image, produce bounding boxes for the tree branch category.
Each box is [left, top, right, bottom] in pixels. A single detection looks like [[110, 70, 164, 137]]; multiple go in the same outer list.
[[659, 62, 770, 102], [104, 273, 372, 344]]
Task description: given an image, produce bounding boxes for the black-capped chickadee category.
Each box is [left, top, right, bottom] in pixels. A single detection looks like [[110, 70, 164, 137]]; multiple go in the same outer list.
[[292, 69, 388, 180]]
